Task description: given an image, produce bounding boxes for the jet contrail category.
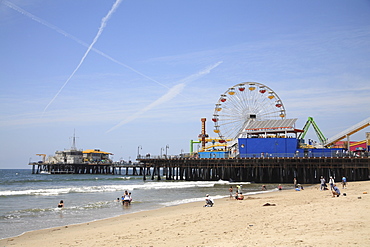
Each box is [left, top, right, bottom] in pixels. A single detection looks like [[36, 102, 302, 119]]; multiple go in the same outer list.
[[38, 0, 122, 114], [3, 0, 222, 127], [2, 0, 170, 90], [106, 61, 223, 133]]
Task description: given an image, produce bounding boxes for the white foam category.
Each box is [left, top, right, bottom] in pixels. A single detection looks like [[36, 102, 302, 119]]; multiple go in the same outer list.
[[0, 180, 244, 197], [161, 195, 226, 207]]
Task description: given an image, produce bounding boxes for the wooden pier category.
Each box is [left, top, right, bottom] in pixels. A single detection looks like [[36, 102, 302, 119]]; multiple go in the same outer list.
[[30, 162, 146, 176], [30, 156, 370, 183], [138, 156, 370, 183]]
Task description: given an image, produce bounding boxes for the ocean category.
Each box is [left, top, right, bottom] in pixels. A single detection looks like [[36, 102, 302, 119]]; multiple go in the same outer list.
[[0, 169, 280, 239]]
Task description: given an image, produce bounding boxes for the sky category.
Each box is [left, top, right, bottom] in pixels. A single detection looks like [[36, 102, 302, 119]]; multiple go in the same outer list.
[[1, 0, 370, 168]]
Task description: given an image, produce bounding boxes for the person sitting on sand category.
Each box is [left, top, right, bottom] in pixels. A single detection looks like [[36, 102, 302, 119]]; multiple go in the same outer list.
[[204, 194, 214, 207], [262, 185, 266, 191], [278, 184, 282, 190], [237, 192, 244, 200], [234, 191, 239, 200], [58, 200, 64, 208], [332, 184, 341, 197]]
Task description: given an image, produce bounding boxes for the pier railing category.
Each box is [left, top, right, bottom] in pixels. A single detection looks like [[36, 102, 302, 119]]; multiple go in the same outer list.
[[137, 151, 369, 160]]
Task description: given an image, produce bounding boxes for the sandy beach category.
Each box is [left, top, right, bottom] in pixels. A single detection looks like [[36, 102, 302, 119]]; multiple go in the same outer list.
[[1, 181, 369, 247]]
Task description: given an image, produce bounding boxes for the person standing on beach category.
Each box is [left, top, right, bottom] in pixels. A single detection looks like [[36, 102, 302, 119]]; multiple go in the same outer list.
[[320, 176, 326, 190], [329, 176, 335, 190], [293, 177, 298, 188], [342, 176, 347, 189], [236, 184, 242, 194]]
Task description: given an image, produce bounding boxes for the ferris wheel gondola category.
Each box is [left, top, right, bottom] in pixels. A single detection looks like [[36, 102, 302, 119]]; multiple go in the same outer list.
[[212, 82, 286, 141]]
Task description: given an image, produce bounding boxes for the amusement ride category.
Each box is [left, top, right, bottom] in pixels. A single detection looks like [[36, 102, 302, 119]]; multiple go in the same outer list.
[[194, 82, 288, 155], [193, 81, 370, 157]]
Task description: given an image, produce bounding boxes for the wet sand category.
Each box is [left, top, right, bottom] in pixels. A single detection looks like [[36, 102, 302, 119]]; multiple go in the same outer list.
[[1, 181, 369, 246]]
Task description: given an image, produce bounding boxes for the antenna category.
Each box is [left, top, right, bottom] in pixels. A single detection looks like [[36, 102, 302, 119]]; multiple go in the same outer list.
[[70, 129, 78, 150]]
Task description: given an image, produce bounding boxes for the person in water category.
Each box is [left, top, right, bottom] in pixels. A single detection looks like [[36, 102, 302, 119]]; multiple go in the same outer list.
[[58, 200, 64, 208], [122, 191, 131, 206]]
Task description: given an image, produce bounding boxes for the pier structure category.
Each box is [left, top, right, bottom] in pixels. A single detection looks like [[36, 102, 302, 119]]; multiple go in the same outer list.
[[30, 155, 370, 184], [138, 156, 370, 183], [30, 162, 145, 176]]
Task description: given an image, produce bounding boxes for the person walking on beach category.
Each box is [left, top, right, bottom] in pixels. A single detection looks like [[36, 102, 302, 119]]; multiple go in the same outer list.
[[329, 176, 335, 190], [229, 186, 233, 198], [342, 176, 347, 189], [320, 176, 326, 190]]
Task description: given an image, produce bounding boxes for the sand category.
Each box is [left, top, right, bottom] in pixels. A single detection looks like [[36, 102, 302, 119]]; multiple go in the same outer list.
[[1, 181, 369, 247]]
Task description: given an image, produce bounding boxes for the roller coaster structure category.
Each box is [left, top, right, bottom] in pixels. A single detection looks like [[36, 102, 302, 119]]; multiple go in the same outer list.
[[325, 117, 370, 148]]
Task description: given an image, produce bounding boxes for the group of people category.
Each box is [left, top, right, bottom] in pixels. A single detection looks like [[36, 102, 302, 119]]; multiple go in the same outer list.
[[320, 175, 347, 197], [205, 175, 349, 207], [57, 191, 133, 210], [120, 191, 132, 206], [228, 185, 245, 200]]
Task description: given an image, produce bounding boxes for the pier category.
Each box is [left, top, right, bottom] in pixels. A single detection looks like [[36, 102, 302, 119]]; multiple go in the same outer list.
[[30, 155, 370, 183], [30, 162, 145, 176]]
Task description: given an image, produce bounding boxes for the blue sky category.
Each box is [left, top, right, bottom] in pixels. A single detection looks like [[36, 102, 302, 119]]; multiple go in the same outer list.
[[1, 0, 370, 168]]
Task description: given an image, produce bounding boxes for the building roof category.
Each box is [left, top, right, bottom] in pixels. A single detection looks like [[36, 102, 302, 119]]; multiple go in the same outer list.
[[83, 149, 112, 155], [244, 118, 303, 134]]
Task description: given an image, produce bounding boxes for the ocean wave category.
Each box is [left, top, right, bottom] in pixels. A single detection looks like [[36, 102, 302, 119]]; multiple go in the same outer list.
[[0, 180, 229, 197], [0, 176, 134, 186], [159, 189, 277, 207], [1, 201, 116, 221], [160, 195, 226, 207]]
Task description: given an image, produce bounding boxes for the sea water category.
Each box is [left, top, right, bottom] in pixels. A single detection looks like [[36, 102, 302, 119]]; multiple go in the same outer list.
[[0, 169, 280, 239]]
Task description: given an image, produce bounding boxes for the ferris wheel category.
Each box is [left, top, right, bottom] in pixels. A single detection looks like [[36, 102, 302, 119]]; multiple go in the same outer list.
[[212, 82, 286, 141]]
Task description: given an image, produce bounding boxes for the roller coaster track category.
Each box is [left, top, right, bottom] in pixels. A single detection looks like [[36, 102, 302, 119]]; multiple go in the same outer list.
[[350, 140, 366, 147], [324, 117, 370, 147]]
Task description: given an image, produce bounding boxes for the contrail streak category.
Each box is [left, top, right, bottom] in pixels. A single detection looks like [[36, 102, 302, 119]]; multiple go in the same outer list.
[[106, 61, 223, 133], [42, 0, 122, 114], [2, 0, 170, 90]]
